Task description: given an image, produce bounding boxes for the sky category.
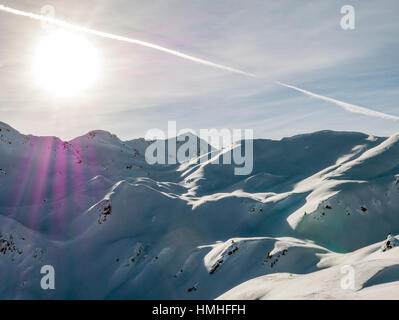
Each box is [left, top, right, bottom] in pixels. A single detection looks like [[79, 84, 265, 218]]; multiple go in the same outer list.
[[0, 0, 398, 141]]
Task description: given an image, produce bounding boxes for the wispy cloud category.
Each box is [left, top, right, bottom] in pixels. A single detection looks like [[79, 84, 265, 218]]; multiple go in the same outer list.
[[1, 1, 398, 140], [0, 4, 257, 78], [276, 81, 399, 121]]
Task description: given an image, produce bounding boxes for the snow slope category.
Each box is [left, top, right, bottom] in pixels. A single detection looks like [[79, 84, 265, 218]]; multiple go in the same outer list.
[[1, 121, 399, 299], [218, 235, 399, 300]]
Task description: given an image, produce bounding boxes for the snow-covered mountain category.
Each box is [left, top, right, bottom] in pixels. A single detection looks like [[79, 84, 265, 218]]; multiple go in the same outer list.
[[1, 121, 399, 299]]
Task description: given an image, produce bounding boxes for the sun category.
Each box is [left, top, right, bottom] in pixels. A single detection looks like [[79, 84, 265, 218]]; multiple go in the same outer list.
[[33, 31, 100, 97]]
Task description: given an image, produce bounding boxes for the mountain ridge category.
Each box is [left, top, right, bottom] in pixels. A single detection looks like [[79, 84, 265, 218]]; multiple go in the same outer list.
[[1, 121, 399, 299]]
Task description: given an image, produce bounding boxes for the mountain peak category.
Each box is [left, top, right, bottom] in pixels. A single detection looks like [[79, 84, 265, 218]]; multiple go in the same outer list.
[[70, 129, 122, 145], [0, 121, 20, 135]]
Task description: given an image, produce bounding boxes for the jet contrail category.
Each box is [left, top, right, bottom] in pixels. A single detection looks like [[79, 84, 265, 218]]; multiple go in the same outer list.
[[1, 4, 398, 122], [277, 81, 399, 121], [0, 4, 257, 78]]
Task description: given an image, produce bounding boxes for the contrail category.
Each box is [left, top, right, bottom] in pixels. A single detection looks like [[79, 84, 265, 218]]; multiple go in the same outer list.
[[277, 81, 399, 121], [1, 4, 398, 122], [0, 4, 257, 78]]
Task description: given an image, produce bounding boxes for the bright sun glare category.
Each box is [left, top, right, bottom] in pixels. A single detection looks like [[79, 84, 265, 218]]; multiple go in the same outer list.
[[33, 31, 100, 97]]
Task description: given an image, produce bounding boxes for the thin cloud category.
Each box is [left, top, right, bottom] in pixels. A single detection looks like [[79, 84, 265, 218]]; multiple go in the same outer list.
[[0, 4, 257, 78], [277, 81, 399, 121], [1, 4, 399, 123]]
